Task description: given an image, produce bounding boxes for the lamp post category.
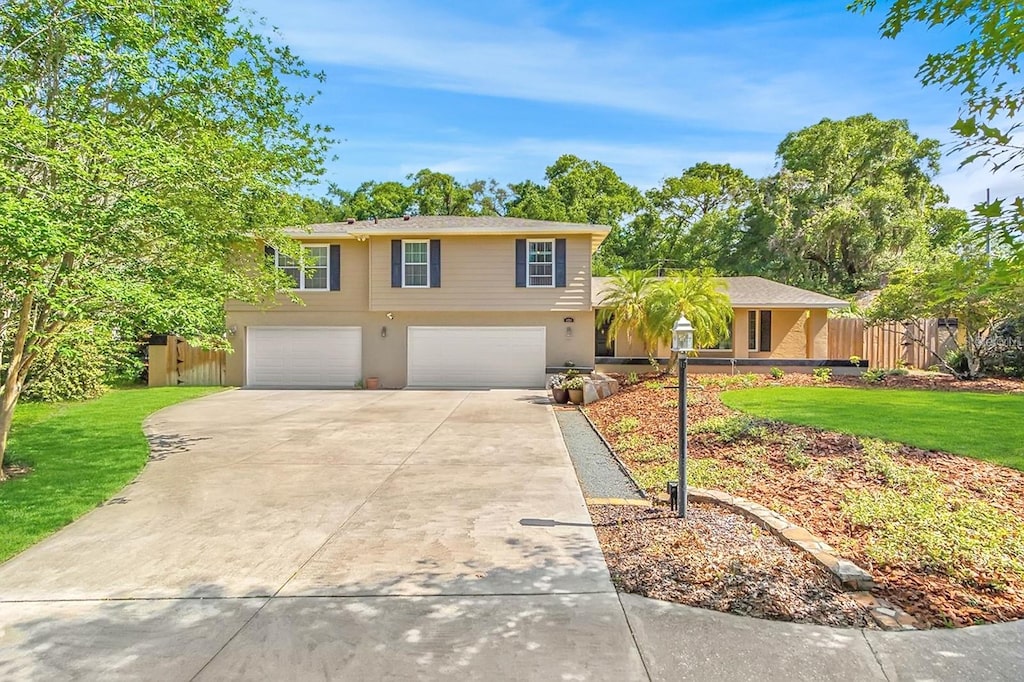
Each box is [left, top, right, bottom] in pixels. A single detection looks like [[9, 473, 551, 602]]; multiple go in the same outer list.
[[671, 313, 694, 518]]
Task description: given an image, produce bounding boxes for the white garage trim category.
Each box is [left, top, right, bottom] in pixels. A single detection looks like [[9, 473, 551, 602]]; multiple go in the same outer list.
[[246, 326, 362, 388], [407, 326, 546, 388]]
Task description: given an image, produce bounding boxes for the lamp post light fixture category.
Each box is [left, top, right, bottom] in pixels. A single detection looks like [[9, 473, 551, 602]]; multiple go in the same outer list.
[[671, 313, 695, 518]]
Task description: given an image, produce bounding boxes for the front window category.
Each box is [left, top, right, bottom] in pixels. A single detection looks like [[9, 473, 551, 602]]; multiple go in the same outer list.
[[277, 245, 329, 291], [527, 240, 554, 287], [403, 240, 429, 287]]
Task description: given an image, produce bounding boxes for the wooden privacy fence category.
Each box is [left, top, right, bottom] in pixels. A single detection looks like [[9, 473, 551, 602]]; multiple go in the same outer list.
[[147, 335, 226, 387], [828, 318, 959, 369]]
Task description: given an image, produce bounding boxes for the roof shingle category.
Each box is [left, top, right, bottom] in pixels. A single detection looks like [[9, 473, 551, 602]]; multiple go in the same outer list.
[[592, 275, 848, 309]]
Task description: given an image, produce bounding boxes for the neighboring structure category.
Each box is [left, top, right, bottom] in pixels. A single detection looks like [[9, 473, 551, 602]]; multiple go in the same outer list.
[[593, 276, 849, 372], [225, 216, 610, 389]]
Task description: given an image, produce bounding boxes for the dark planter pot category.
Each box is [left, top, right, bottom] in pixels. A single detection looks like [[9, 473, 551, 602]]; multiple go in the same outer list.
[[568, 389, 585, 405], [551, 387, 570, 404]]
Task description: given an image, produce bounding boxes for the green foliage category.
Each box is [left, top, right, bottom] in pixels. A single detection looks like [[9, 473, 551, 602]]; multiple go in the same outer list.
[[859, 438, 936, 488], [868, 247, 1024, 378], [769, 367, 785, 380], [611, 416, 641, 435], [758, 114, 945, 294], [633, 458, 749, 493], [852, 0, 1024, 265], [860, 367, 910, 383], [812, 367, 833, 383], [849, 355, 861, 366], [563, 377, 585, 391], [843, 485, 1024, 585], [20, 326, 138, 402], [785, 447, 811, 470], [1, 387, 222, 561], [720, 386, 1024, 470], [690, 415, 767, 443], [0, 0, 330, 470], [696, 373, 759, 390]]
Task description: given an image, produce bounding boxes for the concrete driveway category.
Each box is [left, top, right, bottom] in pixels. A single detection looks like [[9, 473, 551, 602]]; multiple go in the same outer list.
[[0, 389, 646, 680]]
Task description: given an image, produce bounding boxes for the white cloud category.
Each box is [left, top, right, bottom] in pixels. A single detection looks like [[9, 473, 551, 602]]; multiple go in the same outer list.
[[243, 0, 931, 132]]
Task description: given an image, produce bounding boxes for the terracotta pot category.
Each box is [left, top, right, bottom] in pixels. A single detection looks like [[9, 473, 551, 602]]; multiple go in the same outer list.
[[551, 387, 570, 404], [568, 389, 585, 405], [365, 377, 380, 390]]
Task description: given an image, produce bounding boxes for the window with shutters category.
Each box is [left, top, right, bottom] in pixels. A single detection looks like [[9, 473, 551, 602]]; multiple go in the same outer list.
[[276, 245, 329, 291], [527, 240, 554, 287], [403, 240, 429, 288]]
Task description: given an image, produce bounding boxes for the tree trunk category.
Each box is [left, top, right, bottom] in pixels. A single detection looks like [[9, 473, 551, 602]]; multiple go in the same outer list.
[[0, 388, 19, 481], [0, 294, 35, 480]]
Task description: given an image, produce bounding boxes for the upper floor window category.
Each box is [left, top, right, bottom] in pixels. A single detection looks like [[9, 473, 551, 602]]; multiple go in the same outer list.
[[527, 240, 554, 287], [277, 245, 329, 291], [403, 240, 429, 288]]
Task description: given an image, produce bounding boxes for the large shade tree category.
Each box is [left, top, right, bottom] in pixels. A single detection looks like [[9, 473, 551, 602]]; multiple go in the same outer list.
[[851, 0, 1024, 263], [759, 114, 945, 295], [0, 0, 329, 477]]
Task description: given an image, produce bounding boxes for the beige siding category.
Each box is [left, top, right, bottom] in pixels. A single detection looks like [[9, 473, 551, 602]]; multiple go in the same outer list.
[[368, 235, 591, 311], [751, 309, 808, 359], [226, 239, 369, 314], [224, 310, 595, 388], [806, 309, 829, 359]]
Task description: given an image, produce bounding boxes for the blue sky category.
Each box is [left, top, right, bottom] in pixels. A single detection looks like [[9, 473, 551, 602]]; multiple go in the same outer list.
[[244, 0, 1015, 210]]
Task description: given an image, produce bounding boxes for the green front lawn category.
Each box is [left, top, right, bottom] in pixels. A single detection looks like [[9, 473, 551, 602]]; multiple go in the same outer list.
[[0, 387, 223, 563], [721, 387, 1024, 470]]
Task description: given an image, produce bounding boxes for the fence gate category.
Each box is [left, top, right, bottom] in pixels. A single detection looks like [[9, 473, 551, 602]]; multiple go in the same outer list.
[[147, 335, 226, 387], [827, 318, 958, 369]]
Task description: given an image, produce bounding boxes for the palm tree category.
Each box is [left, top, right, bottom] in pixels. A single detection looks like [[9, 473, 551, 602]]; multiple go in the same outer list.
[[596, 269, 660, 358], [598, 268, 732, 370], [647, 270, 732, 371]]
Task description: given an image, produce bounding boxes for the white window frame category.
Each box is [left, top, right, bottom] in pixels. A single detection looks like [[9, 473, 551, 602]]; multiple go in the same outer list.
[[526, 239, 555, 288], [402, 239, 430, 288], [276, 244, 331, 292]]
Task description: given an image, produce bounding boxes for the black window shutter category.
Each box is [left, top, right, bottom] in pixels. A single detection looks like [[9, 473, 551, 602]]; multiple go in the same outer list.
[[329, 244, 341, 291], [759, 310, 773, 351], [391, 240, 402, 288], [554, 238, 567, 288], [429, 239, 441, 288], [515, 239, 527, 287]]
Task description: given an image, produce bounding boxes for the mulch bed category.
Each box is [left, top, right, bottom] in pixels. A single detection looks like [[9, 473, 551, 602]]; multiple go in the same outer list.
[[788, 371, 1023, 394], [585, 373, 1024, 629], [591, 502, 877, 628]]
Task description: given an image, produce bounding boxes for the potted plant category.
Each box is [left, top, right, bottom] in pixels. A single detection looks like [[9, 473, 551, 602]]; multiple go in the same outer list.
[[365, 376, 380, 389], [564, 376, 586, 405], [548, 374, 570, 404]]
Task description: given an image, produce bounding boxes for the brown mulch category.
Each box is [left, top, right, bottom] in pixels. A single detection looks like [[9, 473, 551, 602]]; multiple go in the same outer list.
[[0, 463, 32, 481], [586, 374, 1024, 629], [591, 502, 877, 628]]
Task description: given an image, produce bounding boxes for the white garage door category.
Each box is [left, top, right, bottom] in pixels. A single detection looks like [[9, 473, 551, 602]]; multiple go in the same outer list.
[[407, 326, 546, 388], [246, 327, 362, 388]]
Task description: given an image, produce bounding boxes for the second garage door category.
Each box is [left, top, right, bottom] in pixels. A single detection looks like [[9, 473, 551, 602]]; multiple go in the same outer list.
[[246, 326, 362, 388], [407, 326, 546, 388]]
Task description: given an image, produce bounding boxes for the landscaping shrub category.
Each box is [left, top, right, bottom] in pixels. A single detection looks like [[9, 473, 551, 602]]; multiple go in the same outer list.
[[769, 367, 785, 380], [17, 325, 144, 403], [812, 367, 832, 383], [860, 367, 887, 383], [785, 448, 811, 470]]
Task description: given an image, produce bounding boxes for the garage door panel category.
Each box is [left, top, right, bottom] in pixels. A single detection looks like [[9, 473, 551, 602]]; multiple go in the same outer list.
[[247, 327, 362, 388], [408, 327, 545, 388]]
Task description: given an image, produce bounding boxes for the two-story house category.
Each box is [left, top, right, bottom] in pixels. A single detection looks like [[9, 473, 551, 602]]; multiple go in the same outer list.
[[225, 216, 610, 388]]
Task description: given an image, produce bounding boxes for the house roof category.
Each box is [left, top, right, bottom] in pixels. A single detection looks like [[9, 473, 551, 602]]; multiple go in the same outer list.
[[286, 216, 612, 251], [592, 275, 849, 309]]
